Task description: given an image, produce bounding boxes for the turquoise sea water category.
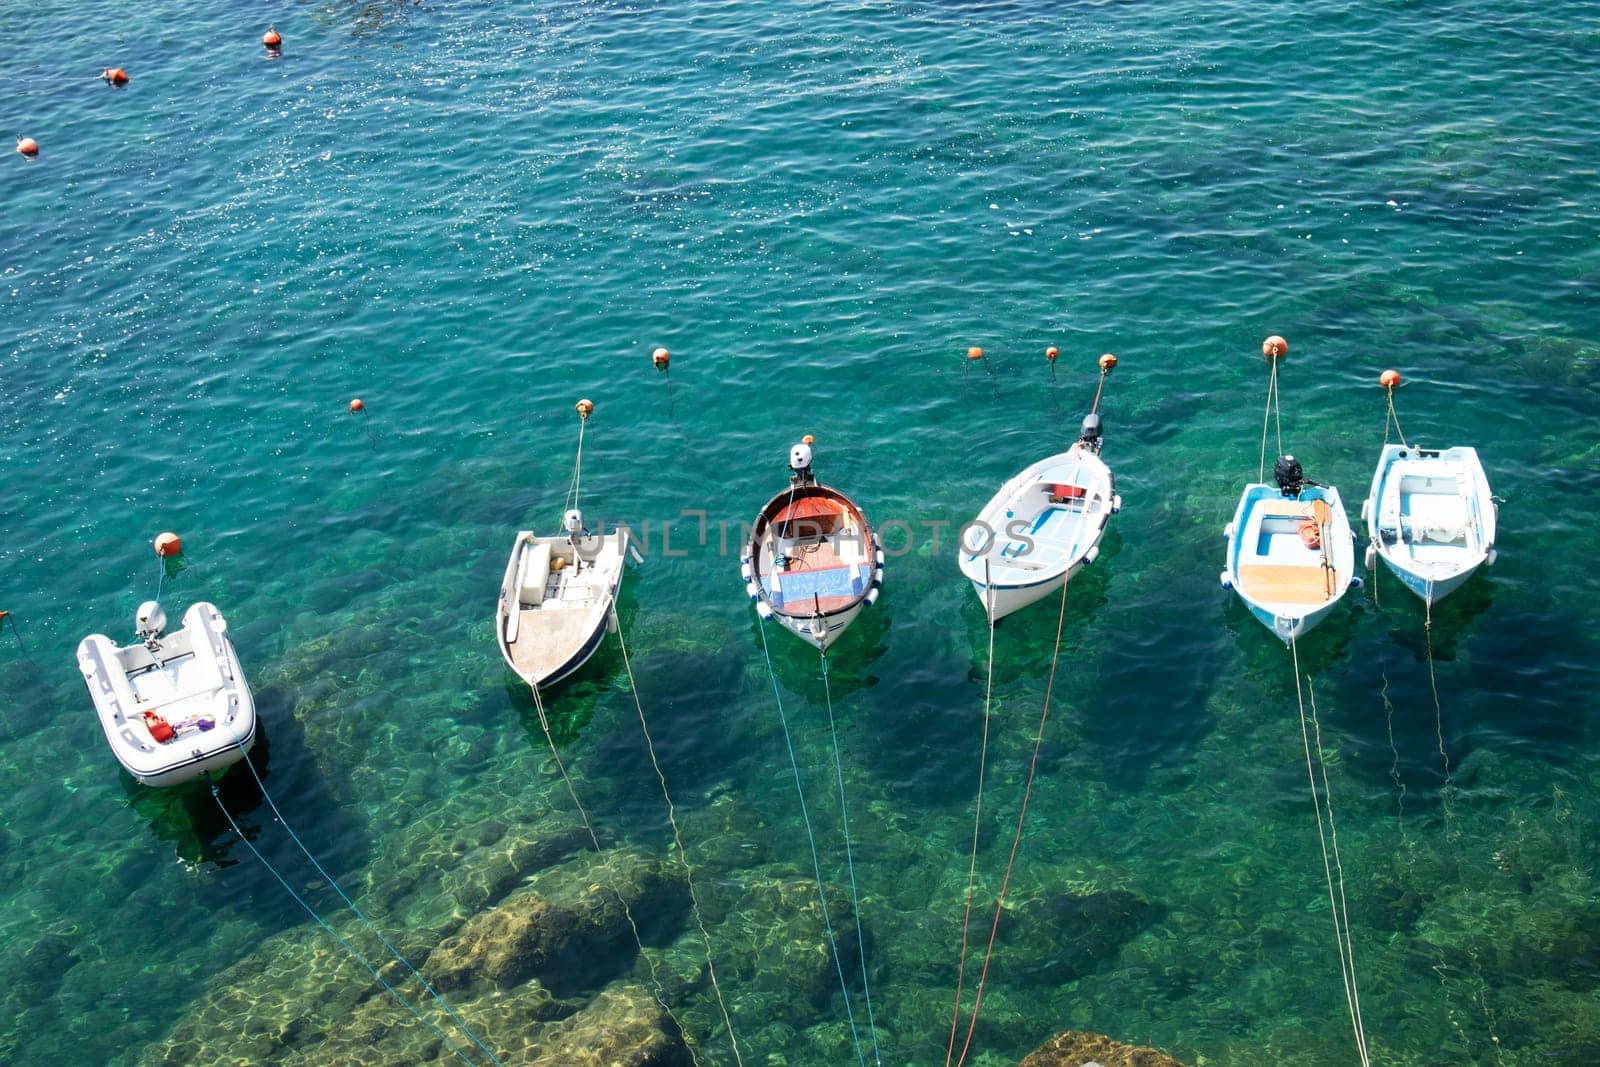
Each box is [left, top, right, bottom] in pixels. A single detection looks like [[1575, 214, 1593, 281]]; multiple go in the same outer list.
[[4, 1, 1599, 1063]]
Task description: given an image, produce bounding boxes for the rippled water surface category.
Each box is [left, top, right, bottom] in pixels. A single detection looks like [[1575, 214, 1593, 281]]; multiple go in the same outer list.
[[4, 1, 1599, 1063]]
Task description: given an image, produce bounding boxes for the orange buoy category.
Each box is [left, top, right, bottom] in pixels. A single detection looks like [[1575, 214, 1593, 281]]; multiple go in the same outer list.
[[263, 27, 282, 48], [576, 398, 594, 419], [1262, 335, 1288, 360], [652, 346, 670, 370], [1045, 346, 1058, 362], [17, 136, 39, 157], [1380, 369, 1401, 389], [802, 434, 815, 445], [102, 67, 130, 86], [349, 397, 364, 413], [153, 532, 183, 558], [966, 346, 984, 361], [1099, 353, 1117, 372]]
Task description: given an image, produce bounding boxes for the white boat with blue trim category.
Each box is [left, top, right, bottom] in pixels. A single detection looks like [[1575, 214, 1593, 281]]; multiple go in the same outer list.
[[1362, 443, 1496, 606], [76, 601, 258, 787], [959, 413, 1121, 622], [1221, 456, 1359, 643], [742, 437, 882, 652]]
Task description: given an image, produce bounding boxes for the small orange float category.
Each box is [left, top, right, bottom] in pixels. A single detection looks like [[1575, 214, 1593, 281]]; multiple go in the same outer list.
[[576, 398, 594, 419], [652, 347, 670, 370], [1099, 353, 1117, 372], [349, 398, 364, 414], [263, 27, 283, 48], [153, 532, 182, 558], [17, 137, 39, 157], [102, 67, 130, 86], [1262, 335, 1287, 359], [966, 346, 984, 361], [1380, 369, 1401, 389]]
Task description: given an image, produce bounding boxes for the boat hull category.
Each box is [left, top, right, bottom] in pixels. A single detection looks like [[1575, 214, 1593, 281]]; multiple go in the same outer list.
[[77, 602, 257, 788], [744, 483, 881, 653], [1362, 444, 1495, 607], [1222, 483, 1357, 644], [958, 443, 1118, 622], [496, 527, 628, 690]]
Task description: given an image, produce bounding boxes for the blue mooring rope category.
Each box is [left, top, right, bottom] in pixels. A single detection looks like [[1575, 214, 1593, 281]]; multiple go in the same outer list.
[[819, 651, 882, 1065], [206, 775, 481, 1066], [755, 617, 866, 1067], [231, 745, 505, 1066]]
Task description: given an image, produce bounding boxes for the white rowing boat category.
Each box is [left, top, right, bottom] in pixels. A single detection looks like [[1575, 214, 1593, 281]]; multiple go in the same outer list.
[[1362, 443, 1496, 606], [958, 413, 1120, 622]]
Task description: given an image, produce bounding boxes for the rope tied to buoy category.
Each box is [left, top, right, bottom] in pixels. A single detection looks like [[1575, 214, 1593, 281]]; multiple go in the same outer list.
[[1381, 369, 1408, 449], [1290, 636, 1372, 1067], [1089, 352, 1116, 414], [565, 399, 592, 516], [611, 609, 746, 1066], [525, 677, 704, 1067], [207, 774, 486, 1066], [1259, 336, 1287, 483], [754, 616, 868, 1067]]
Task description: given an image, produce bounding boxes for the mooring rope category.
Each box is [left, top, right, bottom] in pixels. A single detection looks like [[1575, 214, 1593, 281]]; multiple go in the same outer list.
[[564, 415, 587, 515], [1384, 384, 1409, 450], [208, 777, 481, 1066], [819, 650, 882, 1065], [953, 573, 1072, 1067], [1423, 598, 1458, 840], [1289, 637, 1371, 1066], [527, 679, 703, 1067], [1258, 357, 1280, 483], [755, 616, 866, 1067], [611, 609, 746, 1067], [229, 746, 505, 1066], [944, 569, 998, 1067]]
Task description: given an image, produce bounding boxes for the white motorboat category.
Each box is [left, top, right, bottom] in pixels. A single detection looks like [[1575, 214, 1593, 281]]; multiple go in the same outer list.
[[958, 413, 1121, 622], [1221, 456, 1359, 643], [76, 601, 257, 787], [496, 510, 629, 690], [741, 437, 882, 652], [1362, 443, 1496, 606]]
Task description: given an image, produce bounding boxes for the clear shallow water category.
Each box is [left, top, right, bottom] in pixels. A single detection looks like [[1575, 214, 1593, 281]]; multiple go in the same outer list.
[[3, 0, 1599, 1063]]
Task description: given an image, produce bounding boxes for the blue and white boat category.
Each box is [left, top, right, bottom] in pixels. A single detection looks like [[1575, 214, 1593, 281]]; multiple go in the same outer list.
[[1361, 444, 1496, 606], [959, 414, 1121, 622], [1221, 457, 1358, 643], [742, 437, 882, 651]]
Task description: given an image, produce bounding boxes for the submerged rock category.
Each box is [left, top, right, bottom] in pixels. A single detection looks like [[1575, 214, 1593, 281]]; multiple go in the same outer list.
[[519, 983, 693, 1067], [1003, 887, 1165, 985], [423, 848, 688, 997], [1020, 1028, 1187, 1067], [709, 874, 865, 1027]]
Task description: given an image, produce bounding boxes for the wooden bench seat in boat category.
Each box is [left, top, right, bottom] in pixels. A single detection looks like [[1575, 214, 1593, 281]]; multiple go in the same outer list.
[[1235, 563, 1334, 605]]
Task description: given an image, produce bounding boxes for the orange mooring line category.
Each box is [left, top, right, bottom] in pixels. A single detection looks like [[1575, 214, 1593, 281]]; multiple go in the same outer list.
[[953, 573, 1073, 1067]]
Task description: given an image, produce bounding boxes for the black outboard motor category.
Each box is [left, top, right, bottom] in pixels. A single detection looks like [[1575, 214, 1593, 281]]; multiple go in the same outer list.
[[1274, 454, 1305, 497], [1077, 412, 1104, 455]]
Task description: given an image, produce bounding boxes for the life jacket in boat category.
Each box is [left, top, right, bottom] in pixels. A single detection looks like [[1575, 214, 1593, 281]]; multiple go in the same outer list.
[[143, 710, 175, 743]]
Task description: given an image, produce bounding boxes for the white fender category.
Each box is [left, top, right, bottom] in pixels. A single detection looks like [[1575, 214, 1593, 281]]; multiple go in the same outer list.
[[1219, 571, 1232, 589]]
